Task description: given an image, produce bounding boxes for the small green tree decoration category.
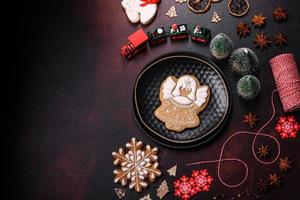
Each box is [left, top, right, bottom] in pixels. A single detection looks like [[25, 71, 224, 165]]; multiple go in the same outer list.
[[229, 48, 259, 76], [237, 75, 261, 100], [210, 33, 234, 60]]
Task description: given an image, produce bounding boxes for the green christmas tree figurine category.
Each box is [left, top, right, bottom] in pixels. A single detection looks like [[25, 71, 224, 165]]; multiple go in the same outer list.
[[237, 75, 261, 100], [229, 48, 259, 76], [210, 33, 234, 60]]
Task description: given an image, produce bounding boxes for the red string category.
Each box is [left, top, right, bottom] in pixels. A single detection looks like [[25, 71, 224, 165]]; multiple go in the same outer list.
[[139, 0, 160, 7], [186, 90, 281, 188]]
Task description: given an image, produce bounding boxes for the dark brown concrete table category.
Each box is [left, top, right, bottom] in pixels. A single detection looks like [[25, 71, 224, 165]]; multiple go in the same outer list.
[[10, 0, 300, 199]]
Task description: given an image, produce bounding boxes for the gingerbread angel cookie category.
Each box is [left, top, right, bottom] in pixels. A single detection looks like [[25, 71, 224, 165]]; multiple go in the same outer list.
[[154, 75, 210, 132]]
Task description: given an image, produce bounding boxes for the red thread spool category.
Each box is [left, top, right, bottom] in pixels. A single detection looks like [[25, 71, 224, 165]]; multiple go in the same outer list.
[[269, 53, 300, 112]]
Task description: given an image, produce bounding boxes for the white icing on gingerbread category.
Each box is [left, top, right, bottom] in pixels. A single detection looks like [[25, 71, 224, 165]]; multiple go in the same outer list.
[[161, 75, 210, 106], [172, 96, 193, 105], [172, 76, 197, 101], [121, 0, 158, 25], [194, 86, 209, 107], [162, 77, 176, 100]]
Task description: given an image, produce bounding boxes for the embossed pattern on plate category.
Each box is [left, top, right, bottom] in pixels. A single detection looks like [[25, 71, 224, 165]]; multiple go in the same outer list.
[[133, 53, 231, 148]]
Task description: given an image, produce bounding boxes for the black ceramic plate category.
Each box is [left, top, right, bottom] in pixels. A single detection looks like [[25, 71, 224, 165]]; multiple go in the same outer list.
[[133, 52, 231, 149]]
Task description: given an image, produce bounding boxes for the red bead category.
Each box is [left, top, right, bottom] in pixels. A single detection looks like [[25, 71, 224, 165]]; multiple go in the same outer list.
[[172, 24, 178, 30]]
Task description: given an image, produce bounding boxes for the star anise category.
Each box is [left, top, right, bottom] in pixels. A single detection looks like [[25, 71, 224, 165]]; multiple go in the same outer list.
[[236, 22, 251, 38], [273, 6, 288, 22], [269, 174, 281, 188], [279, 156, 292, 172], [252, 14, 267, 28], [257, 145, 270, 158], [254, 32, 271, 51], [243, 112, 259, 128], [274, 32, 288, 48], [256, 178, 269, 193]]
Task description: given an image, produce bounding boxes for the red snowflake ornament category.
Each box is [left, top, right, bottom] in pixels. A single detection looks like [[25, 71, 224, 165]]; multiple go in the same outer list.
[[174, 175, 196, 200], [275, 116, 300, 139], [191, 169, 213, 192], [173, 170, 213, 200]]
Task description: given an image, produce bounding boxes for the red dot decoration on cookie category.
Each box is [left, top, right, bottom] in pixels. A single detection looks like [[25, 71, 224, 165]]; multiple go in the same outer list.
[[275, 116, 300, 139], [173, 170, 213, 200]]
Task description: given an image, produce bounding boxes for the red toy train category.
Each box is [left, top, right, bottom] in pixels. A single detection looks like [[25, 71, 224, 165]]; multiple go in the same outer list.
[[120, 24, 211, 59]]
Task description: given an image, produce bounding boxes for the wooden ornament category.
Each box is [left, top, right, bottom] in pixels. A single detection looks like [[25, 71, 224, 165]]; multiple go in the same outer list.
[[211, 11, 222, 23], [140, 194, 152, 200], [167, 165, 177, 176], [166, 6, 178, 18], [114, 188, 126, 199], [156, 180, 170, 199]]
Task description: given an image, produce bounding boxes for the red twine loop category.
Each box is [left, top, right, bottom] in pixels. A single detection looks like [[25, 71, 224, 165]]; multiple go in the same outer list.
[[186, 91, 281, 188]]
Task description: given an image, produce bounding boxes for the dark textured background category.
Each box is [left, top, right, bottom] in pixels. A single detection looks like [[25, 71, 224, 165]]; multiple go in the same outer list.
[[9, 0, 300, 199]]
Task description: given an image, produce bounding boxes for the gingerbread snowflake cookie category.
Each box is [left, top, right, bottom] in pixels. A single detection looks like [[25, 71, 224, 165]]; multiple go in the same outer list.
[[112, 138, 161, 192], [154, 75, 210, 132], [121, 0, 160, 25]]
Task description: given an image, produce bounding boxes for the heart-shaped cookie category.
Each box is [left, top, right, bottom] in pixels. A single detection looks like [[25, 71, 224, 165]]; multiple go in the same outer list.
[[121, 0, 159, 25]]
